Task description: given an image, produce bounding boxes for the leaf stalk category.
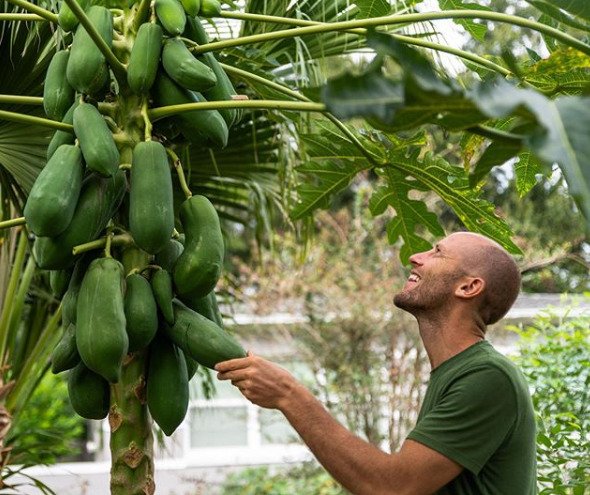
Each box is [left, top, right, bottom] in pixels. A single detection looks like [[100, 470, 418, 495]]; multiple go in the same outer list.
[[4, 0, 57, 23], [0, 217, 26, 230], [0, 109, 74, 132], [195, 10, 590, 57], [148, 100, 326, 120]]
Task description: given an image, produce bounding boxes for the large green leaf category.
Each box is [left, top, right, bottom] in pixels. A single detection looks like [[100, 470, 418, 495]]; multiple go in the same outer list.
[[370, 168, 444, 264], [290, 122, 375, 219], [526, 0, 590, 32], [514, 151, 543, 197], [355, 0, 391, 19], [526, 0, 590, 23], [387, 148, 521, 254], [438, 0, 491, 42]]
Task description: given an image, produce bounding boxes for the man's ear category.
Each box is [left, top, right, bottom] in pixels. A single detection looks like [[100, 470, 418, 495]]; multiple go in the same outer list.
[[454, 277, 485, 299]]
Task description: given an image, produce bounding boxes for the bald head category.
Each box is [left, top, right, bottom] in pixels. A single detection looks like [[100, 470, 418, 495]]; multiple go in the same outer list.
[[450, 232, 521, 325]]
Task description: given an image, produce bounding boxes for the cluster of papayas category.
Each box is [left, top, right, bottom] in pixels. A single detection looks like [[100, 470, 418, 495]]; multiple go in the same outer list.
[[27, 0, 247, 436]]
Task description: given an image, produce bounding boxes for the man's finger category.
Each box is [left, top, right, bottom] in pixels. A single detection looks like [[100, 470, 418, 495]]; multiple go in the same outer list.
[[215, 355, 252, 372]]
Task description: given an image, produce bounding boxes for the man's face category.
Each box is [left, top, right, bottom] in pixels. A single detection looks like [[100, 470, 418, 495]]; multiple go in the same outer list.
[[393, 234, 471, 315]]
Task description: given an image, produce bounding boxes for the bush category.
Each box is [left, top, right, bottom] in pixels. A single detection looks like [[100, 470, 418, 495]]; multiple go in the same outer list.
[[221, 463, 348, 495], [511, 309, 590, 494]]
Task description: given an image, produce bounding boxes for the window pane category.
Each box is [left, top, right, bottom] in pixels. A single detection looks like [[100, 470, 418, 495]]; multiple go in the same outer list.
[[259, 409, 299, 445], [190, 407, 248, 448], [189, 375, 243, 400]]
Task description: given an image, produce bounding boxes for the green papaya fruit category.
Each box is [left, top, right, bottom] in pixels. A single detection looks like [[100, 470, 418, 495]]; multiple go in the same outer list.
[[162, 38, 216, 92], [184, 351, 199, 381], [151, 269, 174, 325], [183, 18, 240, 127], [24, 144, 83, 237], [68, 362, 110, 419], [127, 23, 163, 94], [43, 50, 75, 121], [155, 0, 186, 35], [180, 0, 200, 16], [199, 0, 220, 17], [58, 0, 90, 32], [179, 289, 223, 328], [33, 171, 127, 270], [66, 6, 113, 95], [74, 102, 120, 177], [164, 299, 245, 369], [129, 141, 174, 254], [124, 273, 158, 352], [50, 268, 73, 299], [173, 195, 223, 297], [154, 239, 184, 272], [62, 253, 96, 325], [152, 72, 228, 148], [51, 323, 80, 374], [76, 257, 128, 383], [47, 100, 78, 160], [147, 334, 189, 436]]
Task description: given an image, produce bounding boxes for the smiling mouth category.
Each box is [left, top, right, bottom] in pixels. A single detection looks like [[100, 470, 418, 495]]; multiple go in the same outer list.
[[407, 272, 421, 283]]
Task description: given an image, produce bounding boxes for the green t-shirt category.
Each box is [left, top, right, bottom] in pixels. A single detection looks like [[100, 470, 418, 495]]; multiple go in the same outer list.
[[407, 340, 537, 494]]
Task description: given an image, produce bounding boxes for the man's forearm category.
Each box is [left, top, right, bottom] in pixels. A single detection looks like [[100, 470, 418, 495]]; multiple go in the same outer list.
[[279, 383, 407, 495]]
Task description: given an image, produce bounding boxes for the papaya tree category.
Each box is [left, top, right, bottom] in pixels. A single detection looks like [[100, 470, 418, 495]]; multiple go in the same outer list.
[[0, 0, 589, 493]]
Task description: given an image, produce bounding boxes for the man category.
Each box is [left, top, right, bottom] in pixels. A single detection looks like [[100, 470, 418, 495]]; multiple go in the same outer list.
[[216, 232, 537, 494]]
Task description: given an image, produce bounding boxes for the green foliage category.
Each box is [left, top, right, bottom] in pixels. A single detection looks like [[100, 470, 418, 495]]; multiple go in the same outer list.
[[221, 463, 349, 495], [6, 372, 84, 465], [511, 309, 590, 493]]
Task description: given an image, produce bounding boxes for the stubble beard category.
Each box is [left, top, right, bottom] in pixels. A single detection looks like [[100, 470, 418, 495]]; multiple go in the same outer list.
[[393, 272, 460, 317]]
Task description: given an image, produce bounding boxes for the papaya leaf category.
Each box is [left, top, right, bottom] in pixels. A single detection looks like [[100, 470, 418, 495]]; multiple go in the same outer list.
[[387, 148, 521, 254], [366, 30, 454, 96], [470, 139, 522, 188], [526, 0, 590, 23], [370, 169, 444, 264], [514, 151, 543, 197], [355, 0, 391, 19], [438, 0, 491, 42], [526, 0, 590, 32], [472, 79, 590, 227], [291, 123, 378, 219], [321, 68, 404, 123]]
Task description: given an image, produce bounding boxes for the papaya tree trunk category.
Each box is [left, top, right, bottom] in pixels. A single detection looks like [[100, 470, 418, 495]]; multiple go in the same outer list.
[[109, 350, 154, 495], [110, 248, 154, 494]]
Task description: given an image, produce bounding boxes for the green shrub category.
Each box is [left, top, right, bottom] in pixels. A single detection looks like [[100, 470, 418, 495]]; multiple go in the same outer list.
[[511, 309, 590, 494], [221, 463, 349, 495]]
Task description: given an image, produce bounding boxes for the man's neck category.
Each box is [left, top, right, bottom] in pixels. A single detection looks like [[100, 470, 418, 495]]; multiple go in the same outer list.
[[416, 312, 486, 370]]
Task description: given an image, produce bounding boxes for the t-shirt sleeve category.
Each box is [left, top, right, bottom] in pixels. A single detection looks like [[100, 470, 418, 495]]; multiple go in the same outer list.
[[407, 366, 517, 475]]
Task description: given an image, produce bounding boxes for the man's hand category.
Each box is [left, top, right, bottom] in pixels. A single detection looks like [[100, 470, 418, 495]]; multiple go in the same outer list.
[[215, 352, 299, 409]]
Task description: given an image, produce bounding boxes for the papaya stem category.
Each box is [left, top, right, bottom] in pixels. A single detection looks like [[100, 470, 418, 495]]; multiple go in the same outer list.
[[0, 217, 26, 231], [4, 0, 57, 23], [149, 100, 326, 120], [72, 233, 134, 256], [62, 0, 127, 82], [133, 0, 151, 31], [219, 11, 510, 77], [192, 9, 590, 57], [166, 148, 192, 199], [0, 109, 74, 132], [104, 230, 114, 258], [119, 163, 132, 170], [141, 101, 152, 141]]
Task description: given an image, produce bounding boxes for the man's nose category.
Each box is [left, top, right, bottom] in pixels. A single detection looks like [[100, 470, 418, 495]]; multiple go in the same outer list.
[[409, 251, 426, 266]]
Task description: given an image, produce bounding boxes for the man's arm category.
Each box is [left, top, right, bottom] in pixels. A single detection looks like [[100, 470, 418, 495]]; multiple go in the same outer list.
[[215, 353, 462, 495]]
